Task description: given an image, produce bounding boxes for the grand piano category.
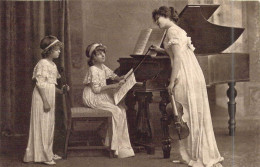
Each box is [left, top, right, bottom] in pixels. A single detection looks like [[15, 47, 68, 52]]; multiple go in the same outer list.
[[115, 5, 249, 158]]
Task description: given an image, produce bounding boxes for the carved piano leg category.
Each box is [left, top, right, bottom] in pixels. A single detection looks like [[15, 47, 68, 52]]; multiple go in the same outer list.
[[126, 91, 155, 154], [227, 82, 237, 136], [125, 90, 137, 143], [159, 90, 171, 158]]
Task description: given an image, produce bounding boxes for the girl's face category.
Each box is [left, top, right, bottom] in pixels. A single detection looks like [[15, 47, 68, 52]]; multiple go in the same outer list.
[[93, 50, 106, 64], [155, 15, 171, 29], [49, 46, 61, 59]]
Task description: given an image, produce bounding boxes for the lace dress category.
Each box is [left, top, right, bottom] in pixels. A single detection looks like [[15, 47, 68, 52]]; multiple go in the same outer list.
[[24, 59, 60, 162], [163, 25, 224, 167], [82, 64, 135, 158]]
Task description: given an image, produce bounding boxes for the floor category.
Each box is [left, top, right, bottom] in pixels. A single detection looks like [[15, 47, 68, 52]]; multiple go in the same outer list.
[[1, 103, 260, 167]]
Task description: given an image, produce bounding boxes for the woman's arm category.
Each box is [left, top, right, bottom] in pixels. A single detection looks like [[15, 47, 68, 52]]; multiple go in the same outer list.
[[150, 45, 167, 55], [168, 44, 181, 94]]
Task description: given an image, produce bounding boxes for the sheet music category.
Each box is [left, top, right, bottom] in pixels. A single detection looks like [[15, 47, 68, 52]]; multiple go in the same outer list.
[[132, 28, 166, 57], [133, 28, 152, 55], [145, 29, 166, 57], [114, 69, 136, 105]]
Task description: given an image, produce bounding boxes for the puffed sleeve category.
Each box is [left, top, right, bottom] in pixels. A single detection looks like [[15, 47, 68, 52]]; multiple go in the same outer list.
[[83, 67, 102, 93], [32, 60, 48, 88], [103, 65, 117, 80], [167, 28, 181, 46]]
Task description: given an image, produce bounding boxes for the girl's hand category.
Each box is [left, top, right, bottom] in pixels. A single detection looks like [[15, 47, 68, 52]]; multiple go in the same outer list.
[[120, 75, 126, 80], [43, 101, 51, 112], [62, 84, 70, 94], [119, 79, 126, 86], [112, 83, 122, 89]]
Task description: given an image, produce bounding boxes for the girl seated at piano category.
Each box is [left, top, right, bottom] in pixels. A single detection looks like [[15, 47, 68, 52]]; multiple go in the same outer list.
[[82, 43, 135, 158], [150, 6, 224, 167]]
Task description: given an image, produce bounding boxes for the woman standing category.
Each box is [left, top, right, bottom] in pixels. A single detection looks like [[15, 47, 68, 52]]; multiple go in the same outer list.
[[150, 6, 224, 167]]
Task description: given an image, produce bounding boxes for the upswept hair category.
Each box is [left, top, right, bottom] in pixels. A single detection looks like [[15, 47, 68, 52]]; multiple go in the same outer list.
[[152, 6, 179, 23]]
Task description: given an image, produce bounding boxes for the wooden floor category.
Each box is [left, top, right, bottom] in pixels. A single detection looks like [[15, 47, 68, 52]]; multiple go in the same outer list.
[[1, 103, 260, 167]]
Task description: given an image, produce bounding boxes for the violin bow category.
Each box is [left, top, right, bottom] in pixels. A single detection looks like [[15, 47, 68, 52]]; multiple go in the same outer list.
[[132, 46, 153, 74], [123, 46, 153, 80]]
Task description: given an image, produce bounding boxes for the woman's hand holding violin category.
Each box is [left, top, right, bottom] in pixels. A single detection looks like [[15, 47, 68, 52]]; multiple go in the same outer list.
[[167, 78, 179, 95]]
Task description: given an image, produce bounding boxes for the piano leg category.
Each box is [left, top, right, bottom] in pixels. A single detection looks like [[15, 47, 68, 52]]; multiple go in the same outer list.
[[125, 90, 137, 143], [159, 90, 171, 158], [227, 82, 237, 136], [126, 91, 155, 154]]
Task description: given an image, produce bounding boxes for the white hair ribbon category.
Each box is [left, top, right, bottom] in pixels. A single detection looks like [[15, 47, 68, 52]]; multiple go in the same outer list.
[[44, 39, 59, 50], [89, 43, 102, 57]]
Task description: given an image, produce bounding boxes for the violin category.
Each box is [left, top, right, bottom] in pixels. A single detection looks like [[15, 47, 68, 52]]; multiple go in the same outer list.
[[167, 94, 189, 140]]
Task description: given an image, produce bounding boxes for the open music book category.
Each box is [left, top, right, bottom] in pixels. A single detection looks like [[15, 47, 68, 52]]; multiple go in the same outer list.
[[114, 69, 136, 105], [132, 28, 167, 57]]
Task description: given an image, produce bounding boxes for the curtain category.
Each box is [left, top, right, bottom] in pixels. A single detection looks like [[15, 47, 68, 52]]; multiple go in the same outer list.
[[0, 0, 71, 136]]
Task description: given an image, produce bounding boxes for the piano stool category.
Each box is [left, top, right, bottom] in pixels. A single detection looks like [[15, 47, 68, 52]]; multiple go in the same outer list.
[[64, 107, 113, 158]]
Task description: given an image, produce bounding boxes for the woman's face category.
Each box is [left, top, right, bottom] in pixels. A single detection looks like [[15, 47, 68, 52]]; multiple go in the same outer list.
[[155, 15, 170, 29], [94, 50, 106, 64]]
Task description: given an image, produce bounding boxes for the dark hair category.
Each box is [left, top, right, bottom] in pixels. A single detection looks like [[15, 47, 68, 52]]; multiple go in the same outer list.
[[152, 6, 179, 23], [40, 35, 63, 58], [85, 43, 107, 67]]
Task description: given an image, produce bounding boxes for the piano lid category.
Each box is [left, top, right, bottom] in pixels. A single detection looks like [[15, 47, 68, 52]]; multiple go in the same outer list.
[[178, 5, 244, 54]]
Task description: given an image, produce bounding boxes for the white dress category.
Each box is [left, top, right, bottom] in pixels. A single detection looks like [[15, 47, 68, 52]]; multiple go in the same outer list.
[[24, 59, 60, 162], [82, 64, 135, 158], [163, 25, 224, 167]]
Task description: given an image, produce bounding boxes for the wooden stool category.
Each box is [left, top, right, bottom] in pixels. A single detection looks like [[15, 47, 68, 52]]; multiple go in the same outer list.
[[64, 107, 113, 158]]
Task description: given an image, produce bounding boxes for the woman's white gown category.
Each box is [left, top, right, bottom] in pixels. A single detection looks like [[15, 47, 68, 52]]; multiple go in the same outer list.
[[164, 25, 224, 167]]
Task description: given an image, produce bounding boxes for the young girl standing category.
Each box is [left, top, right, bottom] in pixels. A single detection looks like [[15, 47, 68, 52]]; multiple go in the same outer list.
[[24, 35, 67, 165], [82, 43, 135, 158]]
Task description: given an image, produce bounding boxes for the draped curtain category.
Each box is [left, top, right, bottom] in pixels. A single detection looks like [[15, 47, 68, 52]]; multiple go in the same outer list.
[[0, 0, 71, 135]]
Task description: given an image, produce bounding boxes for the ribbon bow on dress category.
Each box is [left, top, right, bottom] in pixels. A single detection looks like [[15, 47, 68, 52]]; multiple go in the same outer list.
[[187, 37, 195, 51]]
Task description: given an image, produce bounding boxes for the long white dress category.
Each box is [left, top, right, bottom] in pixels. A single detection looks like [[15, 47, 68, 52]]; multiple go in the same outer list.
[[82, 64, 135, 158], [164, 25, 224, 167], [24, 59, 60, 162]]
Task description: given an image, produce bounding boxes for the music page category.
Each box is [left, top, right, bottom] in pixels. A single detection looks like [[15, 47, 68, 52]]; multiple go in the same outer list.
[[145, 28, 167, 57], [133, 28, 152, 55], [114, 69, 137, 105]]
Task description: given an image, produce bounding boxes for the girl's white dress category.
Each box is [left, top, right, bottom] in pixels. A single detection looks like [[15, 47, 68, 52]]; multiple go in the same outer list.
[[163, 25, 224, 167], [24, 59, 60, 162], [82, 64, 135, 158]]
